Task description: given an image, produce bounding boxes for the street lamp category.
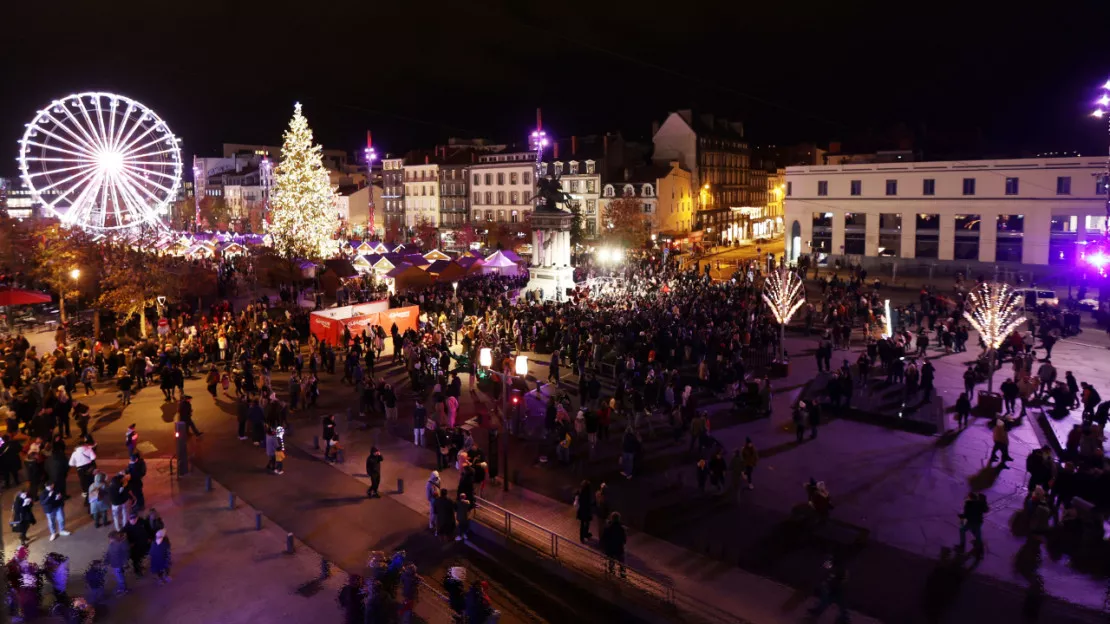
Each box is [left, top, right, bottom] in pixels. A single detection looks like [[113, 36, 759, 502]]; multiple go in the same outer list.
[[70, 268, 81, 320]]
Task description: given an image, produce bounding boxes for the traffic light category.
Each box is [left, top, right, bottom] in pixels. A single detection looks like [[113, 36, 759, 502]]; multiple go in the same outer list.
[[510, 389, 521, 406]]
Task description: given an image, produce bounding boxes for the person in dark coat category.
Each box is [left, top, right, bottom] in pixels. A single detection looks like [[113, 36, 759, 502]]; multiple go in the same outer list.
[[955, 392, 972, 428], [149, 529, 172, 584], [127, 453, 147, 511], [600, 512, 627, 578], [178, 395, 202, 437], [45, 446, 70, 498], [337, 574, 366, 624], [433, 488, 456, 539], [456, 493, 473, 542], [105, 531, 130, 594], [9, 490, 35, 546], [575, 480, 594, 542], [123, 514, 152, 576], [808, 402, 822, 439], [365, 447, 383, 498]]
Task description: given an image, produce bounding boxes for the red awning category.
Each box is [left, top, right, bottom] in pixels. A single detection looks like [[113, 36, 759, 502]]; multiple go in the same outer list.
[[0, 288, 53, 306]]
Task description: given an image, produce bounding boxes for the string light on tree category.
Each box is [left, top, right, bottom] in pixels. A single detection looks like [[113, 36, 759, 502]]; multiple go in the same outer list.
[[762, 266, 806, 361], [268, 103, 339, 261], [963, 282, 1025, 394]]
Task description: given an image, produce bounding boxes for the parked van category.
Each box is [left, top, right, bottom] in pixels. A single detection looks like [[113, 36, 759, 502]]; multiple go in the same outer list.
[[1014, 288, 1059, 309]]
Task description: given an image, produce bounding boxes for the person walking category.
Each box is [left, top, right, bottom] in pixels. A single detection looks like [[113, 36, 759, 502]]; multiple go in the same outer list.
[[594, 483, 611, 539], [956, 491, 989, 556], [708, 449, 727, 493], [412, 399, 427, 448], [10, 490, 35, 546], [123, 513, 152, 577], [125, 424, 138, 457], [740, 437, 758, 490], [600, 512, 627, 578], [365, 446, 383, 498], [793, 402, 806, 444], [117, 371, 133, 407], [178, 395, 203, 437], [574, 480, 594, 543], [39, 482, 70, 541], [264, 427, 278, 473], [455, 493, 472, 542], [69, 439, 97, 500], [807, 554, 851, 622], [434, 488, 456, 539], [149, 529, 172, 584], [425, 471, 441, 530], [955, 392, 972, 429], [988, 420, 1013, 468], [205, 366, 220, 400], [105, 531, 130, 595], [88, 472, 110, 528], [108, 472, 133, 532], [808, 402, 822, 440], [127, 452, 147, 511], [620, 427, 639, 479]]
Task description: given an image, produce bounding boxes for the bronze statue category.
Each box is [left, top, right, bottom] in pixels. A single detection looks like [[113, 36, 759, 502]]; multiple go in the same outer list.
[[534, 171, 572, 213]]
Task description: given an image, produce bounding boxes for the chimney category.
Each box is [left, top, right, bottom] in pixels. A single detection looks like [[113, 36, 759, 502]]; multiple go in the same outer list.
[[471, 152, 475, 163], [603, 134, 609, 156], [554, 142, 559, 159], [425, 154, 429, 164], [571, 136, 577, 155], [829, 141, 842, 154], [366, 130, 373, 149]]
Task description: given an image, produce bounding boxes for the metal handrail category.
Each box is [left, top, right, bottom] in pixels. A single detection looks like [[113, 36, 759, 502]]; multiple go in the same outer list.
[[472, 496, 747, 624]]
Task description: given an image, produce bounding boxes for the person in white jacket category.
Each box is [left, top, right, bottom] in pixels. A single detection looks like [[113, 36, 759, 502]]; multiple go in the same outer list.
[[68, 440, 97, 498]]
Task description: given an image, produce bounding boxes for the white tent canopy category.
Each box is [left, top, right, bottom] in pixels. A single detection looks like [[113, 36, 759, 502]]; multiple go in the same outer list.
[[481, 250, 522, 276]]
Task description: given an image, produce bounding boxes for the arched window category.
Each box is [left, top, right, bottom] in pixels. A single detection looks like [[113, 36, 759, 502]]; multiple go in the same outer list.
[[642, 184, 654, 197], [603, 185, 615, 198], [569, 161, 579, 174], [623, 184, 635, 197]]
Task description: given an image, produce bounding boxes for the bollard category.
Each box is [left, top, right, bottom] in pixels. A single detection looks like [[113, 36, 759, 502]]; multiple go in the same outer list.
[[397, 478, 404, 495], [228, 493, 235, 509], [286, 533, 294, 554], [313, 436, 320, 450], [320, 559, 331, 579], [256, 512, 262, 531], [205, 476, 212, 492]]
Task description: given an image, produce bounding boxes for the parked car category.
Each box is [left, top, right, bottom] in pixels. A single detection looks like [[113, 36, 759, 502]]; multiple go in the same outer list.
[[1014, 288, 1059, 309]]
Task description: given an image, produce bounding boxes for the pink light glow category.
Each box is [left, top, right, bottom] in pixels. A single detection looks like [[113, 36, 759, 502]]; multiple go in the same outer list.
[[1086, 251, 1109, 269], [1104, 79, 1110, 90]]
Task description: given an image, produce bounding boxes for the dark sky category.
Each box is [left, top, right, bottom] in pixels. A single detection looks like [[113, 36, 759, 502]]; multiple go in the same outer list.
[[3, 0, 1109, 178]]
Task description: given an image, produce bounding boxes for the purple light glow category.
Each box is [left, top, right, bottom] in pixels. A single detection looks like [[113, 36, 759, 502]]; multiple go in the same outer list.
[[1087, 251, 1109, 269], [1103, 79, 1110, 90], [1099, 95, 1110, 107]]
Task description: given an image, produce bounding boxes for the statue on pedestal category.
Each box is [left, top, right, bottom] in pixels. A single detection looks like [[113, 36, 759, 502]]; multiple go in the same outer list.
[[535, 173, 572, 213]]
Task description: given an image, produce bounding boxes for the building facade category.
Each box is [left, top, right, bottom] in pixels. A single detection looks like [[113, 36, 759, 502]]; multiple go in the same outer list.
[[470, 152, 535, 226], [600, 180, 658, 237], [403, 160, 441, 228], [653, 161, 695, 236], [381, 157, 406, 234], [784, 157, 1110, 268], [439, 161, 470, 229], [542, 157, 600, 237], [652, 110, 751, 244], [762, 168, 785, 239]]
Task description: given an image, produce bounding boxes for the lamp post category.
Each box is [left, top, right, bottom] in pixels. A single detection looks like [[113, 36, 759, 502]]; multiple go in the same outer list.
[[364, 143, 378, 238], [70, 268, 81, 319]]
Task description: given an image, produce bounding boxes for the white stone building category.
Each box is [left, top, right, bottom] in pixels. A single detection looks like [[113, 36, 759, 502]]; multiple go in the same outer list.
[[403, 161, 441, 228], [470, 152, 535, 226], [784, 156, 1110, 269], [542, 157, 601, 237]]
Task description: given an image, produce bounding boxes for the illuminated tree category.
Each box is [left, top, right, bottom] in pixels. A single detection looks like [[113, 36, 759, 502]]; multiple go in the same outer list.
[[29, 223, 96, 322], [603, 196, 649, 247], [95, 231, 179, 338], [414, 218, 440, 251], [453, 223, 479, 250], [964, 282, 1026, 394], [269, 103, 338, 261], [198, 196, 232, 231], [762, 266, 806, 361]]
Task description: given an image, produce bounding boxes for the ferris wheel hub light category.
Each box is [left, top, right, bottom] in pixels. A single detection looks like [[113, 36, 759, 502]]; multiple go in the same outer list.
[[98, 150, 125, 173]]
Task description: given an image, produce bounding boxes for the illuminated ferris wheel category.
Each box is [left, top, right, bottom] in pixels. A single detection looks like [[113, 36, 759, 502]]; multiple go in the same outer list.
[[17, 92, 183, 231]]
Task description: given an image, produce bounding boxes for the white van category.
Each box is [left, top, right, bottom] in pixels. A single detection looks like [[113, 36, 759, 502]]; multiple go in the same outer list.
[[1014, 288, 1059, 309]]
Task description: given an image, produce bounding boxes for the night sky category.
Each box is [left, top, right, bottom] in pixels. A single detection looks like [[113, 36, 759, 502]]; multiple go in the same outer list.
[[3, 0, 1109, 178]]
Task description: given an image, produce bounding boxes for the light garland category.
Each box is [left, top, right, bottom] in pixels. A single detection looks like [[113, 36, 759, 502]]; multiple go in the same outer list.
[[762, 266, 806, 361], [963, 282, 1025, 351], [268, 103, 339, 260]]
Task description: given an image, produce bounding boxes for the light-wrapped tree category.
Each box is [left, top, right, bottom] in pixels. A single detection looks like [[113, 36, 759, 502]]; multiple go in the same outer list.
[[762, 266, 806, 361], [964, 282, 1026, 394], [268, 103, 338, 261]]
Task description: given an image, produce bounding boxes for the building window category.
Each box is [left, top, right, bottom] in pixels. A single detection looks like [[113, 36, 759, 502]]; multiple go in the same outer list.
[[555, 162, 563, 175], [850, 180, 861, 196], [485, 210, 493, 222], [473, 174, 479, 185], [586, 161, 595, 174], [510, 172, 518, 184], [484, 173, 492, 185], [786, 181, 792, 196], [1097, 175, 1109, 195], [484, 191, 492, 204], [962, 178, 975, 195], [1056, 176, 1071, 195], [885, 180, 897, 196], [622, 184, 634, 197], [522, 191, 531, 204], [540, 163, 548, 176], [497, 191, 505, 204], [643, 203, 653, 214], [923, 179, 935, 195], [817, 180, 828, 196], [497, 210, 505, 221], [1005, 177, 1019, 195], [586, 179, 596, 193], [604, 185, 614, 198], [497, 173, 505, 185], [643, 184, 654, 197], [510, 191, 519, 204], [569, 161, 579, 174], [586, 199, 596, 215], [523, 171, 531, 185], [473, 192, 480, 204], [569, 180, 579, 193]]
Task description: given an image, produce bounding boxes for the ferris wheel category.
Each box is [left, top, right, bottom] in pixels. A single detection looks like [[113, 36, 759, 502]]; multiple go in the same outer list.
[[17, 92, 183, 231]]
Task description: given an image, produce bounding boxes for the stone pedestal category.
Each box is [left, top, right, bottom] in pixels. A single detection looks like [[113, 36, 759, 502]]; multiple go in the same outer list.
[[525, 207, 576, 301]]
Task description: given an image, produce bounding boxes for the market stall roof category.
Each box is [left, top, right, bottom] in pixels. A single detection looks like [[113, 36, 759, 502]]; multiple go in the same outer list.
[[0, 288, 52, 306], [423, 249, 451, 261], [324, 258, 358, 278]]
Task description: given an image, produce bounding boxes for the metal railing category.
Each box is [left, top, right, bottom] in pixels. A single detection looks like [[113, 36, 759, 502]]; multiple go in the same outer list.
[[471, 497, 748, 624]]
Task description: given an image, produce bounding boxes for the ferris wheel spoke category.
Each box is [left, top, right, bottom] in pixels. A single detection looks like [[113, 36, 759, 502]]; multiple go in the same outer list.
[[119, 163, 179, 182], [106, 103, 119, 155], [33, 164, 102, 195], [25, 126, 99, 160], [22, 156, 99, 165], [122, 135, 176, 160], [73, 99, 109, 153], [119, 167, 174, 205], [110, 104, 141, 154], [57, 104, 107, 155], [20, 142, 97, 163], [23, 163, 95, 179], [91, 97, 111, 157], [113, 171, 154, 227], [40, 113, 102, 158], [115, 123, 159, 159], [58, 170, 104, 224]]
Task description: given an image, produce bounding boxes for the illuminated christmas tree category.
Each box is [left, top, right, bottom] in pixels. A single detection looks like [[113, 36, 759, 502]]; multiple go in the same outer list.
[[269, 103, 338, 260], [762, 266, 806, 361]]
